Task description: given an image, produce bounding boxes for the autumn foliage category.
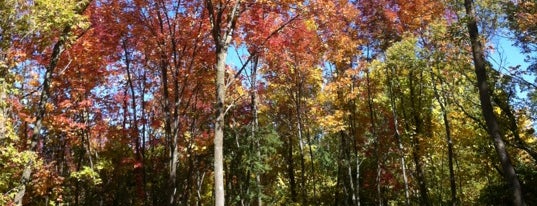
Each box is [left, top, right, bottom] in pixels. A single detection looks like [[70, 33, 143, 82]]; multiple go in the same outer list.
[[1, 0, 537, 205]]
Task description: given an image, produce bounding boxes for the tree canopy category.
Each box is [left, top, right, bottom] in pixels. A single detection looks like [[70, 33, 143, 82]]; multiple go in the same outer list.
[[1, 0, 537, 205]]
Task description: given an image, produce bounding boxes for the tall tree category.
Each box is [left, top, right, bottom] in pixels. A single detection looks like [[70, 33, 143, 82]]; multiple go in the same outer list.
[[204, 0, 241, 204], [464, 0, 525, 205], [11, 1, 93, 204]]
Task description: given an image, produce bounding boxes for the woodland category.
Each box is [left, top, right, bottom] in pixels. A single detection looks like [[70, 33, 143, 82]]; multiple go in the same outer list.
[[1, 0, 537, 205]]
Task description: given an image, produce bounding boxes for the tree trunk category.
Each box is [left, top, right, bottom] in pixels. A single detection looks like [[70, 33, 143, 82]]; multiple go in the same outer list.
[[294, 67, 307, 204], [159, 53, 175, 205], [387, 66, 410, 206], [443, 100, 457, 206], [214, 45, 227, 206], [334, 151, 341, 205], [14, 3, 86, 199], [430, 64, 458, 205], [348, 73, 360, 206], [355, 158, 362, 206], [250, 56, 263, 206], [464, 0, 525, 205], [408, 69, 431, 206], [123, 39, 146, 203], [205, 0, 240, 204], [366, 68, 383, 206], [494, 94, 537, 162], [287, 132, 298, 202]]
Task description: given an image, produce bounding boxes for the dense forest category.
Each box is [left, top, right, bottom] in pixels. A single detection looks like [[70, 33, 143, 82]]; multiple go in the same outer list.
[[1, 0, 537, 205]]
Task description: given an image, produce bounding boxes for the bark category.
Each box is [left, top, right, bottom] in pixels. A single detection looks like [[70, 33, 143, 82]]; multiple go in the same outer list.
[[443, 105, 457, 206], [366, 68, 383, 206], [123, 39, 147, 203], [205, 0, 241, 204], [287, 132, 298, 202], [250, 56, 263, 206], [294, 66, 307, 204], [336, 132, 351, 205], [440, 93, 457, 204], [387, 66, 410, 206], [305, 115, 317, 203], [349, 75, 361, 206], [158, 50, 175, 205], [407, 68, 431, 206], [347, 156, 355, 205], [355, 158, 363, 206], [334, 150, 341, 205], [214, 46, 227, 206], [14, 2, 92, 204], [430, 65, 457, 205], [493, 94, 537, 162], [464, 0, 525, 205], [153, 6, 177, 204], [410, 114, 430, 206]]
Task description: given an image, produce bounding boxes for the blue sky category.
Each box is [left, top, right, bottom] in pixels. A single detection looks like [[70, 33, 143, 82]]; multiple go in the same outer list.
[[227, 36, 533, 79], [490, 36, 530, 71]]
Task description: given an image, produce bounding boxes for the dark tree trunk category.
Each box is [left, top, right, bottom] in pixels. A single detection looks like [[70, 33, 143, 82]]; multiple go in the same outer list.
[[387, 66, 410, 206], [366, 69, 383, 206], [287, 132, 298, 202], [464, 0, 525, 205], [13, 3, 92, 204], [430, 64, 458, 205], [407, 68, 431, 206]]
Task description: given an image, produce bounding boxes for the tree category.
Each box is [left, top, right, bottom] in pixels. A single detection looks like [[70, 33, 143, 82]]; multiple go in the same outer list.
[[204, 1, 241, 204], [464, 0, 525, 205], [2, 0, 536, 205]]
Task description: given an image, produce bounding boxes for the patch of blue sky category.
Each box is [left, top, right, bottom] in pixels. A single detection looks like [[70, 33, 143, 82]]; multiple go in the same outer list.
[[488, 34, 535, 100], [226, 45, 248, 70], [489, 33, 537, 129], [226, 44, 258, 87], [489, 35, 530, 74]]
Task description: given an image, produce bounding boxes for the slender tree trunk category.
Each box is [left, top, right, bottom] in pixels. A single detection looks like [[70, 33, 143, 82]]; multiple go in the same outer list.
[[334, 149, 341, 205], [212, 30, 236, 206], [305, 121, 317, 203], [356, 158, 362, 206], [366, 69, 383, 206], [387, 66, 410, 206], [141, 70, 148, 203], [337, 132, 350, 205], [350, 76, 361, 206], [294, 67, 307, 204], [250, 56, 263, 206], [464, 0, 525, 205], [348, 159, 355, 205], [297, 119, 307, 204], [441, 94, 457, 205], [430, 65, 458, 205], [443, 103, 457, 206], [196, 170, 205, 206], [395, 123, 410, 206], [159, 55, 175, 205], [123, 39, 146, 203], [13, 0, 92, 200], [408, 69, 431, 206], [287, 132, 298, 202], [153, 6, 178, 205], [411, 131, 429, 206]]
